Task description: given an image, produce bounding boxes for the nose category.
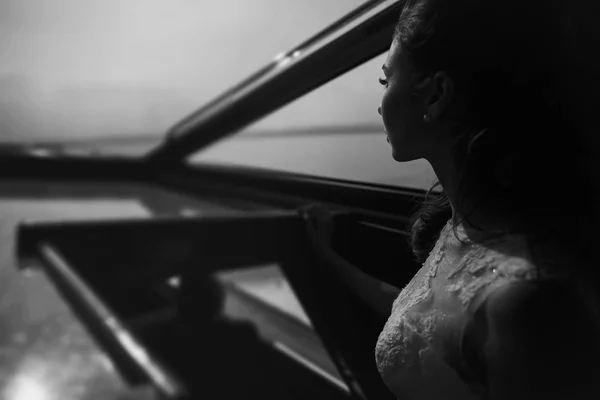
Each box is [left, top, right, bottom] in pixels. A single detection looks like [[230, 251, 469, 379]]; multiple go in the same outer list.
[[378, 106, 382, 116]]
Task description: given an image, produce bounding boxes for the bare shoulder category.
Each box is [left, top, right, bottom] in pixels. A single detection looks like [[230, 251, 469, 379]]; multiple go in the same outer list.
[[478, 278, 600, 399], [483, 278, 595, 341]]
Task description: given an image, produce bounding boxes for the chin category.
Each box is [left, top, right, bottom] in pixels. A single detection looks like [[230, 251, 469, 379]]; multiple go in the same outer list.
[[391, 147, 421, 162], [387, 133, 422, 162]]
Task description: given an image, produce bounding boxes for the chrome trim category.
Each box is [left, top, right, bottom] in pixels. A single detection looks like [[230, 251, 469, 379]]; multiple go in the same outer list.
[[147, 0, 402, 163]]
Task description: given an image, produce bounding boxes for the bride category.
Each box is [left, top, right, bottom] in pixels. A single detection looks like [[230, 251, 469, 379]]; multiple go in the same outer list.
[[303, 0, 600, 398]]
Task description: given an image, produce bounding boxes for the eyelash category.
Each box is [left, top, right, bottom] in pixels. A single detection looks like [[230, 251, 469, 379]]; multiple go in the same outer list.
[[379, 77, 388, 87]]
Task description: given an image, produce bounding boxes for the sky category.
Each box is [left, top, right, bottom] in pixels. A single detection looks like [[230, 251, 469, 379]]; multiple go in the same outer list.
[[0, 0, 386, 142]]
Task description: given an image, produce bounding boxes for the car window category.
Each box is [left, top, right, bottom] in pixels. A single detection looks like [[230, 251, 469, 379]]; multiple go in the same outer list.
[[188, 54, 437, 191], [0, 0, 366, 146]]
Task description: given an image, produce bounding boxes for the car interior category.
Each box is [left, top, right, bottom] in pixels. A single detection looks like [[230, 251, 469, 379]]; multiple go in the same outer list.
[[2, 0, 600, 399]]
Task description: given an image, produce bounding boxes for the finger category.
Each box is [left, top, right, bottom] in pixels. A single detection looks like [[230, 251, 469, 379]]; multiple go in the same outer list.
[[309, 203, 331, 218], [298, 203, 327, 220], [298, 206, 319, 232], [297, 204, 318, 218]]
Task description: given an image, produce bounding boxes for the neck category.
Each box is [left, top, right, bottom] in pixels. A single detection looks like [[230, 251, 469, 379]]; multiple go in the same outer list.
[[426, 150, 463, 224], [426, 149, 519, 237]]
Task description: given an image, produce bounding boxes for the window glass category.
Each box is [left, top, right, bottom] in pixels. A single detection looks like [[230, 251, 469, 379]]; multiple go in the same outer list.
[[189, 54, 437, 190], [0, 0, 365, 146]]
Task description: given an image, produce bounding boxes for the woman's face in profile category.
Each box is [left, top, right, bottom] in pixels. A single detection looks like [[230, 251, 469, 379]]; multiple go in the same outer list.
[[379, 41, 435, 162]]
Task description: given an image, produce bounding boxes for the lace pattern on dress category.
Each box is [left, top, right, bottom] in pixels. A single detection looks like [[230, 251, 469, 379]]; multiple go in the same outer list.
[[375, 221, 451, 381], [374, 219, 562, 399], [445, 223, 560, 310]]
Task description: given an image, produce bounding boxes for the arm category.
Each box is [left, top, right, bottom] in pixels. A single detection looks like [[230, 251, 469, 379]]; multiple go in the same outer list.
[[477, 280, 599, 400], [300, 205, 401, 319], [312, 242, 401, 319]]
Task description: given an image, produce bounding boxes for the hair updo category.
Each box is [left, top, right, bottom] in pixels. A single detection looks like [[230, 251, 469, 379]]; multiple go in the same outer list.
[[396, 0, 595, 263]]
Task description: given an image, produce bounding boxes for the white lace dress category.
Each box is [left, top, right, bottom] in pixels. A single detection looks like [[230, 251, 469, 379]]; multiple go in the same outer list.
[[374, 220, 575, 399]]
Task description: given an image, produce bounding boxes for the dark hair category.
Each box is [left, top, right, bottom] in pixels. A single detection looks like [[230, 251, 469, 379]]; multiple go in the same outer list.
[[397, 0, 595, 263]]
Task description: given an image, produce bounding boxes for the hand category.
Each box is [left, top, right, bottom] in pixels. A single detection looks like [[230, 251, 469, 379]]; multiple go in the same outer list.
[[298, 203, 334, 250]]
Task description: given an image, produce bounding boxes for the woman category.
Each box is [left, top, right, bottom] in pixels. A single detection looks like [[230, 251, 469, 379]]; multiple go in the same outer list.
[[303, 0, 600, 398]]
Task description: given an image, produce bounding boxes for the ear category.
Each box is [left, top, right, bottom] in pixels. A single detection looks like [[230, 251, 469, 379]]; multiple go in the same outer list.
[[422, 71, 455, 120]]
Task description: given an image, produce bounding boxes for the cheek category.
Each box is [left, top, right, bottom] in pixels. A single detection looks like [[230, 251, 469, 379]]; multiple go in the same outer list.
[[381, 87, 409, 134], [380, 91, 396, 130]]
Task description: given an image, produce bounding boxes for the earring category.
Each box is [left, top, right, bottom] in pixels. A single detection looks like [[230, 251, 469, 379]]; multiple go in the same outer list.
[[423, 113, 430, 122], [467, 128, 490, 155]]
